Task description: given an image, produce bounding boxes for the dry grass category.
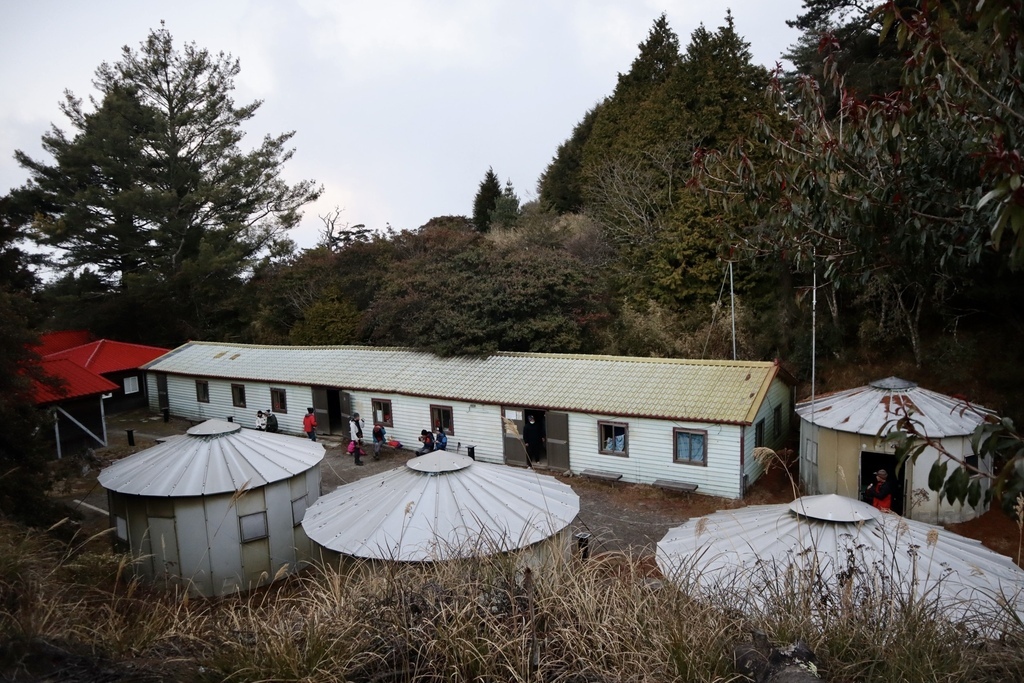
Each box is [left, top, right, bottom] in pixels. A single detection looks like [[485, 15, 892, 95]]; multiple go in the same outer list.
[[2, 517, 1023, 683]]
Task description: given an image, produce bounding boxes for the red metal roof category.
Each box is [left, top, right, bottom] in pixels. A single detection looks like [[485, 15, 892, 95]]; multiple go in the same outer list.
[[45, 339, 169, 375], [34, 330, 93, 356], [34, 358, 119, 405]]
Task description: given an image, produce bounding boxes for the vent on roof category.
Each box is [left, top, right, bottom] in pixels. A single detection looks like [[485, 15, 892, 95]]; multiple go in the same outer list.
[[869, 377, 917, 391], [230, 353, 241, 360], [213, 351, 227, 358]]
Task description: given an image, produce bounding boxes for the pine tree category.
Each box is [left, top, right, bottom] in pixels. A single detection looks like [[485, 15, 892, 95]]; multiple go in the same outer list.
[[11, 24, 321, 344], [489, 179, 521, 229], [472, 167, 502, 232]]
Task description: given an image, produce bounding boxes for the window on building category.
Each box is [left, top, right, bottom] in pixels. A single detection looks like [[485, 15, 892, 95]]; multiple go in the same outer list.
[[271, 388, 287, 414], [123, 375, 140, 394], [430, 404, 454, 434], [114, 515, 129, 542], [599, 421, 628, 456], [239, 511, 268, 542], [755, 419, 765, 448], [291, 496, 308, 527], [373, 399, 394, 427], [231, 383, 246, 408], [196, 380, 210, 403], [773, 405, 782, 438], [674, 429, 707, 466]]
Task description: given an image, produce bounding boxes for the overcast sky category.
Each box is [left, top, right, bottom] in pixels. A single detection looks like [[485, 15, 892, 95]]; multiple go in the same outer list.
[[1, 0, 806, 249]]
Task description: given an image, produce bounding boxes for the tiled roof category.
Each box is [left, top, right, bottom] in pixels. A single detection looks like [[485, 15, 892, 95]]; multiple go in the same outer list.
[[46, 339, 169, 375], [34, 358, 119, 405], [146, 342, 785, 424]]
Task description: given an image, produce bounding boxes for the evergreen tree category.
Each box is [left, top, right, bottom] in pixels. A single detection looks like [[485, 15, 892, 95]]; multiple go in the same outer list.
[[489, 179, 521, 229], [10, 24, 320, 344], [472, 167, 502, 232], [0, 198, 58, 524], [537, 105, 601, 214]]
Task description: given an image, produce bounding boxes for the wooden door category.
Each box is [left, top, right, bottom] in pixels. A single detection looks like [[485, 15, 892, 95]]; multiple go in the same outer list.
[[311, 387, 330, 435], [501, 406, 529, 467], [546, 411, 570, 470], [155, 373, 169, 410]]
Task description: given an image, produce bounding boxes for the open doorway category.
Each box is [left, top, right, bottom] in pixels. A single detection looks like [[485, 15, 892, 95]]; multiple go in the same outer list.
[[860, 451, 905, 515]]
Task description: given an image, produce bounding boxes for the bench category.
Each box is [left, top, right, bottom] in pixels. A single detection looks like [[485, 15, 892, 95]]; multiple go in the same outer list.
[[652, 479, 699, 494], [580, 469, 623, 482]]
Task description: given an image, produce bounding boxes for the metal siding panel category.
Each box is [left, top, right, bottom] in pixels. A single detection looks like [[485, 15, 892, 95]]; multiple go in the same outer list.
[[204, 494, 243, 596], [265, 480, 296, 571], [174, 501, 213, 596]]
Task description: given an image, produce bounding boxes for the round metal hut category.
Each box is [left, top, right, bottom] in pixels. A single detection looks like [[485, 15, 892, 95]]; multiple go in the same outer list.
[[796, 377, 994, 523], [99, 419, 324, 597], [302, 450, 579, 564], [656, 494, 1024, 633]]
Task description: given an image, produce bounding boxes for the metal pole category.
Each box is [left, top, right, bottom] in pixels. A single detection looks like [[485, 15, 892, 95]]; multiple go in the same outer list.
[[729, 261, 737, 360], [811, 251, 817, 419]]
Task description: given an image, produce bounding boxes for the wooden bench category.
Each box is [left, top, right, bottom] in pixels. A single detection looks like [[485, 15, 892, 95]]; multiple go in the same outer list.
[[652, 479, 699, 493], [580, 469, 623, 482]]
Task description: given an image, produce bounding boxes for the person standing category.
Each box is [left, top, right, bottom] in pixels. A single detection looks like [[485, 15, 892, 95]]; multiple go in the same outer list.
[[265, 409, 279, 433], [522, 414, 545, 466], [371, 422, 386, 460], [864, 469, 893, 511], [303, 407, 318, 441], [255, 410, 267, 431], [349, 411, 364, 445]]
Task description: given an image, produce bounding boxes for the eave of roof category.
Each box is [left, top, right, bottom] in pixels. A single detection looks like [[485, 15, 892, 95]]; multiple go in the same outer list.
[[34, 358, 119, 405], [146, 342, 784, 425]]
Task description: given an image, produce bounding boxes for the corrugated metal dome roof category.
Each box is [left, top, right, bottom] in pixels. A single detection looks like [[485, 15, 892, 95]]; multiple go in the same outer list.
[[656, 495, 1024, 627], [99, 419, 325, 496], [795, 377, 993, 437], [302, 451, 580, 562]]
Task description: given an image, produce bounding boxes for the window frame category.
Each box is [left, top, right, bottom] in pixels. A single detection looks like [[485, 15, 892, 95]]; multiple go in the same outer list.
[[231, 383, 247, 409], [673, 428, 708, 466], [430, 404, 454, 435], [239, 511, 268, 542], [372, 398, 394, 427], [271, 388, 288, 414], [773, 405, 782, 438], [123, 375, 140, 395], [291, 495, 308, 527], [755, 419, 765, 448], [196, 380, 210, 403], [598, 420, 629, 457]]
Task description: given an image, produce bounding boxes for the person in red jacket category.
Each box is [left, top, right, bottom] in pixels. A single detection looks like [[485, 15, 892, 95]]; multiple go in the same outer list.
[[303, 407, 318, 441], [864, 469, 893, 511]]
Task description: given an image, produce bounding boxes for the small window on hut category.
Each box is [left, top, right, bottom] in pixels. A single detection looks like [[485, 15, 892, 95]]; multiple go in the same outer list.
[[674, 429, 707, 466], [755, 419, 765, 448], [196, 380, 210, 403], [271, 388, 287, 414], [231, 383, 247, 408], [239, 511, 268, 542], [599, 421, 628, 456], [114, 515, 129, 542], [291, 496, 308, 527], [373, 399, 393, 427], [123, 375, 139, 394], [773, 405, 782, 438], [430, 404, 454, 435]]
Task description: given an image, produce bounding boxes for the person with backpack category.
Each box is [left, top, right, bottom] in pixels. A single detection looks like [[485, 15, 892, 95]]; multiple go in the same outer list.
[[303, 407, 317, 441], [434, 426, 448, 451], [371, 423, 386, 460], [415, 429, 434, 456]]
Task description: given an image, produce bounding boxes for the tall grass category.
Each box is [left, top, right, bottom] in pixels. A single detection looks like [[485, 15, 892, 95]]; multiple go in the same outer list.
[[1, 519, 1022, 682]]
